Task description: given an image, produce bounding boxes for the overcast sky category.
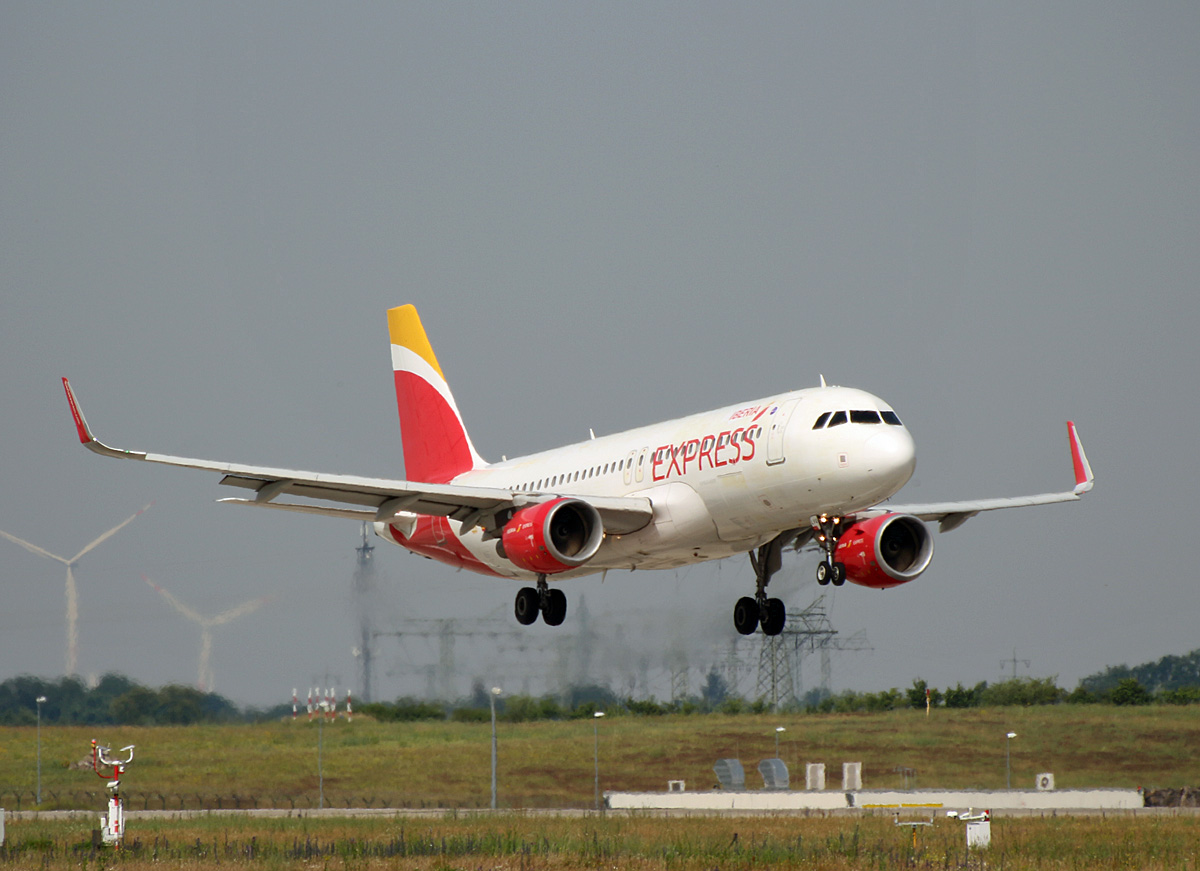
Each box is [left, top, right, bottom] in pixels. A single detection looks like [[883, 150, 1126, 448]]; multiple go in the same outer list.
[[2, 3, 1197, 707]]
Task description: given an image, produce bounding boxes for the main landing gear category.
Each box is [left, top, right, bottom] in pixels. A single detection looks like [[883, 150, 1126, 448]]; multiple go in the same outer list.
[[733, 535, 788, 637], [813, 514, 847, 587], [514, 575, 567, 626]]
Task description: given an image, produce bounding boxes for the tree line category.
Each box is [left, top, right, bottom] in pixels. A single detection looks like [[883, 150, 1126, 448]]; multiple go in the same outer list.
[[3, 647, 1197, 726], [0, 674, 252, 726]]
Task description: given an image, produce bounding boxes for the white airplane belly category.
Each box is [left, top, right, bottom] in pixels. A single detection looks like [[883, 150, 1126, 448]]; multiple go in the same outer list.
[[593, 481, 759, 567]]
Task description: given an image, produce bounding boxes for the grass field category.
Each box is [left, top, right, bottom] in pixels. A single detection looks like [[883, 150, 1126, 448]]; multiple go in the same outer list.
[[2, 706, 1198, 810], [2, 812, 1199, 870]]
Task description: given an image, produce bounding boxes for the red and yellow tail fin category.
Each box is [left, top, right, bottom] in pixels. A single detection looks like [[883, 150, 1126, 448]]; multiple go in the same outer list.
[[388, 305, 485, 483]]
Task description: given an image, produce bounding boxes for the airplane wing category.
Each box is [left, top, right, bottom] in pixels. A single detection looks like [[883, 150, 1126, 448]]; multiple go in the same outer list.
[[62, 378, 653, 536], [859, 421, 1094, 532]]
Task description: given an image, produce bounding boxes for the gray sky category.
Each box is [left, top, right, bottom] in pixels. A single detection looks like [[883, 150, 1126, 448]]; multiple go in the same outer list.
[[2, 3, 1197, 706]]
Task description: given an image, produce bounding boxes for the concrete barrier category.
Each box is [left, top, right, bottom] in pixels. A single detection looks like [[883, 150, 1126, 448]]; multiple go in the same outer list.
[[606, 788, 1141, 812]]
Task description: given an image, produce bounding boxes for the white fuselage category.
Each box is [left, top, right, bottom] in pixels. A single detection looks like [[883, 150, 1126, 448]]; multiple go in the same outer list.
[[376, 385, 916, 580]]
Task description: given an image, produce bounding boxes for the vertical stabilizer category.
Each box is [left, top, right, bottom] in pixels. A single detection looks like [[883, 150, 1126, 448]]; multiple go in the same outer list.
[[388, 305, 485, 482]]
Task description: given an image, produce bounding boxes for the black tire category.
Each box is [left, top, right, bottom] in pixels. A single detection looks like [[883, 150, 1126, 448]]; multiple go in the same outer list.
[[514, 587, 540, 625], [762, 598, 786, 636], [816, 561, 831, 586], [733, 596, 759, 635], [832, 562, 847, 586], [542, 587, 568, 626]]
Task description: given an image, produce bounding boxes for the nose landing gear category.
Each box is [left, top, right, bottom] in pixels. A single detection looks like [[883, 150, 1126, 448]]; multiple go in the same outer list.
[[812, 514, 847, 586]]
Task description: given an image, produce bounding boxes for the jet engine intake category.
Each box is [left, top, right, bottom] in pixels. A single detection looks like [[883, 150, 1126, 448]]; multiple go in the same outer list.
[[500, 497, 604, 574], [835, 513, 933, 589]]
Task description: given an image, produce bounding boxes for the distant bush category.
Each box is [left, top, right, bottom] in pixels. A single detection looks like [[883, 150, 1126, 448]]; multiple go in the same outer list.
[[1158, 686, 1200, 705], [906, 679, 943, 709], [799, 688, 905, 714], [503, 694, 564, 722], [864, 689, 904, 712], [450, 707, 490, 723], [717, 697, 746, 715], [1065, 686, 1098, 704], [358, 699, 446, 722], [1109, 678, 1152, 706], [943, 682, 986, 708], [980, 677, 1064, 707], [562, 684, 617, 712]]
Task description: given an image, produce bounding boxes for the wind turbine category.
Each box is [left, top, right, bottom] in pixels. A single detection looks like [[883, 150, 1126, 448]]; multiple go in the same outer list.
[[1, 503, 152, 675], [141, 575, 272, 692]]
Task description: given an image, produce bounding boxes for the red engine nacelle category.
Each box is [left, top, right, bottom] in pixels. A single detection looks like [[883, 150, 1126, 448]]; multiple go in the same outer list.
[[835, 513, 934, 589], [500, 497, 604, 575]]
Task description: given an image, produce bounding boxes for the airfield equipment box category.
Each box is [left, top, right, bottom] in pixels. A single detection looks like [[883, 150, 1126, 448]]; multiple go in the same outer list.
[[806, 763, 826, 790]]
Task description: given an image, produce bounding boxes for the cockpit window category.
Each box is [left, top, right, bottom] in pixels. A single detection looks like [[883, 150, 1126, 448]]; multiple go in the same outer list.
[[850, 410, 882, 424], [813, 411, 832, 429], [827, 410, 848, 427], [881, 410, 903, 426]]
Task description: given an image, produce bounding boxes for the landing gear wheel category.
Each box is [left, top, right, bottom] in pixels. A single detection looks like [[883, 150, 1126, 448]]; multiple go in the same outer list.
[[542, 587, 568, 626], [761, 598, 786, 636], [514, 587, 540, 625], [733, 596, 759, 635], [812, 514, 848, 588]]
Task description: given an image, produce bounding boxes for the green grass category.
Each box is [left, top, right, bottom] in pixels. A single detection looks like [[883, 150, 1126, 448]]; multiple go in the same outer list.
[[2, 706, 1198, 810], [1, 812, 1198, 870]]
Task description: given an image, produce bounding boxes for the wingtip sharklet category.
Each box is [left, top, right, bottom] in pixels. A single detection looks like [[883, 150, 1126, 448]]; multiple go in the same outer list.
[[1067, 421, 1094, 495], [62, 377, 92, 445], [61, 377, 148, 461]]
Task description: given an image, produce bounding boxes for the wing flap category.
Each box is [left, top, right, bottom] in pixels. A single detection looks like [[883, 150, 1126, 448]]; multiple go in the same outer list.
[[217, 498, 380, 521]]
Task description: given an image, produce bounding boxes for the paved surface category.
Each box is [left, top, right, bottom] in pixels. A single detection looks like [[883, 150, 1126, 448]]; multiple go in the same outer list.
[[605, 787, 1147, 813], [7, 802, 1200, 822]]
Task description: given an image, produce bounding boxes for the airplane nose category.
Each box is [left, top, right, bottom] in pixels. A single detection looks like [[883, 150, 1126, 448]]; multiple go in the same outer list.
[[866, 427, 916, 486]]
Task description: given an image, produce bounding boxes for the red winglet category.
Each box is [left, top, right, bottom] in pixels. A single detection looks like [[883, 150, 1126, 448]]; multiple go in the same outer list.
[[62, 377, 92, 444], [1067, 421, 1094, 494]]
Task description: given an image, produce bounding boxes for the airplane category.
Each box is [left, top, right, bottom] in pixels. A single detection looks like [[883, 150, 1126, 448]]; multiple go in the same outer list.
[[62, 304, 1093, 637]]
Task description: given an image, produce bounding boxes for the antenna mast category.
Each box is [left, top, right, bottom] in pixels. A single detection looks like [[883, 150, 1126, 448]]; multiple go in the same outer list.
[[1001, 648, 1031, 680], [354, 523, 377, 703]]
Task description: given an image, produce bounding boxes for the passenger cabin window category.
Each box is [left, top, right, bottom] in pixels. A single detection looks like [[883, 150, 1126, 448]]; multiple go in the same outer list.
[[827, 411, 848, 427], [881, 411, 903, 426], [850, 410, 882, 424], [813, 411, 832, 429]]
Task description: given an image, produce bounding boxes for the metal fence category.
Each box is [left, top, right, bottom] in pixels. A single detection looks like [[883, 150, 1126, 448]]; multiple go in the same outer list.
[[0, 790, 504, 811]]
